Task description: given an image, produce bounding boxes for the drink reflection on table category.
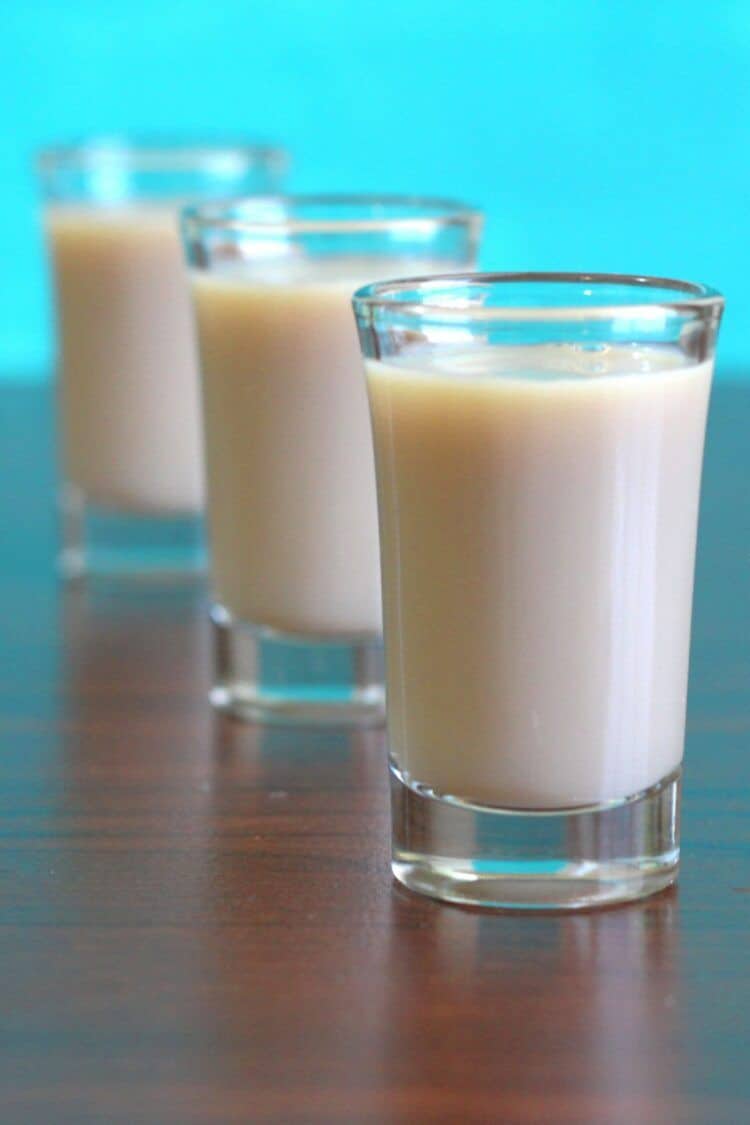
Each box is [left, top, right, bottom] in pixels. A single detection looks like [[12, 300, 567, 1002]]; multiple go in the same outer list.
[[210, 721, 385, 790], [208, 721, 390, 927], [382, 891, 679, 1122], [60, 582, 212, 736], [57, 583, 216, 922]]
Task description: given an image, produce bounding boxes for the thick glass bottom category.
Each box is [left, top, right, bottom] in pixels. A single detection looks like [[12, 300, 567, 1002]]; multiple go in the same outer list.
[[390, 761, 680, 911], [59, 484, 206, 582], [210, 604, 385, 726]]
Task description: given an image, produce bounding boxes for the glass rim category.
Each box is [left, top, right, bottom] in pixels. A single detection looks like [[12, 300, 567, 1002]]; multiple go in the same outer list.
[[181, 193, 483, 235], [36, 137, 289, 174], [352, 271, 725, 321]]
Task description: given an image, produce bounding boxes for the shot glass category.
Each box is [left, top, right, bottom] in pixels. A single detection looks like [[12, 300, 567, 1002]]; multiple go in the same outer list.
[[353, 272, 723, 909], [38, 138, 288, 580], [181, 195, 482, 724]]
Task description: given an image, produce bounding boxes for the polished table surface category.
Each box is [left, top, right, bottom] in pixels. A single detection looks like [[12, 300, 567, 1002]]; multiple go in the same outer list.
[[0, 381, 748, 1124]]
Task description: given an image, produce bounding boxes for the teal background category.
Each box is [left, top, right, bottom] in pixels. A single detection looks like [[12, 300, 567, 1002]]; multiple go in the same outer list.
[[2, 0, 748, 377]]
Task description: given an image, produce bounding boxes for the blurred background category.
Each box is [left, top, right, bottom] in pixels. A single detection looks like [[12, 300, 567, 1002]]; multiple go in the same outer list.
[[1, 0, 747, 377]]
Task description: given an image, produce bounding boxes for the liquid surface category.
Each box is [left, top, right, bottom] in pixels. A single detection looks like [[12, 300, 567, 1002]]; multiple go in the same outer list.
[[47, 205, 204, 514], [367, 344, 712, 808]]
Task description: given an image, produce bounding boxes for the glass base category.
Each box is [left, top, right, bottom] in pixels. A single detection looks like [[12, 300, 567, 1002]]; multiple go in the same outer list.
[[59, 484, 206, 582], [390, 761, 680, 911], [210, 604, 386, 726]]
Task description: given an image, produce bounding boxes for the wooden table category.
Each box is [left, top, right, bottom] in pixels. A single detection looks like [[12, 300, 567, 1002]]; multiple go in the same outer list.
[[0, 382, 748, 1124]]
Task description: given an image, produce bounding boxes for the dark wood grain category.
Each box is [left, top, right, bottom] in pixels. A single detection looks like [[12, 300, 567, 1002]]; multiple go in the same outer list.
[[0, 381, 748, 1124]]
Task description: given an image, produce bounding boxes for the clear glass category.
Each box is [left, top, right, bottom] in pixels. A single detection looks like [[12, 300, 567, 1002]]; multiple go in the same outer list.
[[38, 138, 288, 582], [354, 272, 723, 908], [181, 195, 482, 724]]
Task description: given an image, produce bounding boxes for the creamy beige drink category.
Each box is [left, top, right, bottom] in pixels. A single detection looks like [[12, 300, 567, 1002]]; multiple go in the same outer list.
[[191, 262, 455, 638], [47, 205, 204, 514], [366, 344, 712, 809]]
